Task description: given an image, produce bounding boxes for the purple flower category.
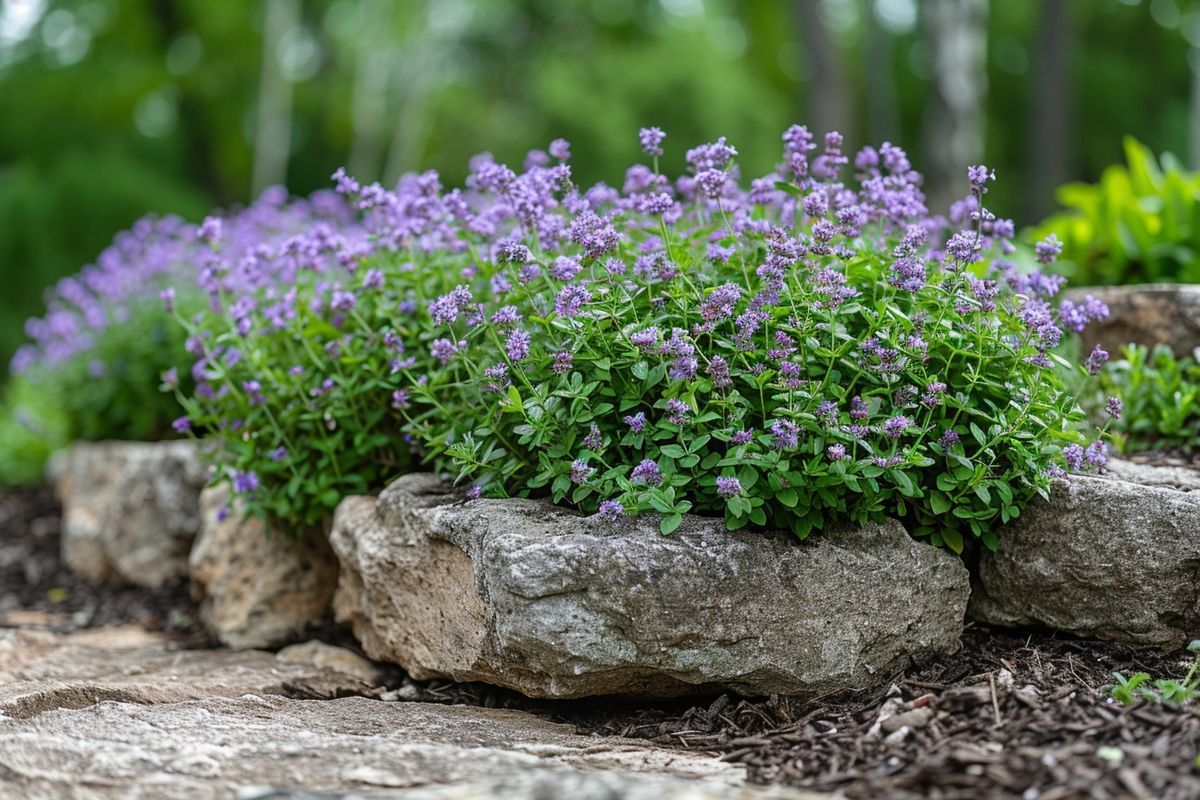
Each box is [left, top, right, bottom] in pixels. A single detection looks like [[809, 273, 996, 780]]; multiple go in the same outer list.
[[1035, 234, 1063, 265], [571, 459, 594, 484], [554, 285, 590, 317], [939, 429, 961, 448], [552, 350, 574, 374], [232, 470, 260, 494], [827, 444, 847, 461], [967, 165, 995, 194], [639, 127, 666, 157], [584, 423, 602, 450], [630, 327, 659, 354], [1106, 396, 1123, 420], [430, 338, 459, 365], [160, 288, 175, 312], [665, 398, 689, 426], [882, 415, 910, 438], [391, 389, 410, 409], [631, 459, 663, 486], [701, 283, 742, 322], [1062, 443, 1085, 471], [1085, 440, 1108, 469], [197, 216, 222, 244], [731, 429, 753, 445], [696, 168, 728, 199], [569, 210, 620, 258], [505, 328, 531, 362], [715, 476, 742, 498], [598, 499, 625, 518], [467, 484, 483, 499], [624, 412, 647, 433], [770, 419, 800, 449], [1085, 344, 1109, 375], [268, 446, 288, 461], [171, 416, 191, 434], [549, 138, 571, 160], [707, 355, 731, 389]]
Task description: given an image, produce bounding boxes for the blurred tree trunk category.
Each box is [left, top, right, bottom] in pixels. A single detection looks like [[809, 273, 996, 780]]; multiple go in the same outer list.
[[251, 0, 298, 197], [793, 0, 851, 137], [148, 0, 227, 204], [1191, 2, 1200, 171], [1030, 0, 1072, 221], [922, 0, 988, 214], [348, 0, 392, 181], [863, 4, 900, 145]]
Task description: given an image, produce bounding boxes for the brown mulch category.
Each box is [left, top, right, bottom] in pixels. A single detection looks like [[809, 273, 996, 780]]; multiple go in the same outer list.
[[3, 486, 1200, 798], [0, 486, 204, 641], [565, 631, 1200, 799]]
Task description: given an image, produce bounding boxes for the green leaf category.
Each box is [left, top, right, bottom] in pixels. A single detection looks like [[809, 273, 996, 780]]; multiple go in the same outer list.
[[660, 513, 683, 535]]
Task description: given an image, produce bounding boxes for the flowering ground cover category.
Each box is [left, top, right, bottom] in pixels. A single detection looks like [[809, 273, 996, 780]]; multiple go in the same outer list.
[[171, 126, 1113, 552], [4, 187, 358, 468]]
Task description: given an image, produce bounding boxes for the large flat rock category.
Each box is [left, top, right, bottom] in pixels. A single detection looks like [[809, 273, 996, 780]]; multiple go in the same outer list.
[[56, 440, 205, 588], [971, 461, 1200, 648], [0, 629, 812, 800], [0, 627, 381, 719], [330, 474, 970, 700]]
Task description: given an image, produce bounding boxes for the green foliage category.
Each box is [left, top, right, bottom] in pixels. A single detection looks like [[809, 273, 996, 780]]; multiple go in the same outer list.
[[181, 158, 1104, 550], [1033, 138, 1200, 286], [0, 376, 69, 488], [1091, 344, 1200, 454], [1108, 641, 1200, 705]]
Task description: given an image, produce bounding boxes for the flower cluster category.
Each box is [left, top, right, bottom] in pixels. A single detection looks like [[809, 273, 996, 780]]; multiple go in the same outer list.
[[178, 126, 1109, 551], [10, 187, 356, 445]]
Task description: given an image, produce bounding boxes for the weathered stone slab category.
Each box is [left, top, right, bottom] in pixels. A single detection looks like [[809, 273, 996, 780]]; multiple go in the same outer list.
[[56, 440, 205, 588], [330, 474, 970, 700], [0, 627, 379, 719], [1065, 283, 1200, 358], [971, 461, 1200, 648], [0, 630, 813, 800], [189, 485, 339, 649], [0, 695, 813, 799]]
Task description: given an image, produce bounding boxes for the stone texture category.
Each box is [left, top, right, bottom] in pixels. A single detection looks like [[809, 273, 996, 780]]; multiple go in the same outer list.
[[331, 474, 970, 700], [0, 629, 814, 800], [0, 628, 377, 719], [971, 461, 1200, 648], [189, 485, 339, 649], [56, 439, 205, 588], [1065, 283, 1200, 359]]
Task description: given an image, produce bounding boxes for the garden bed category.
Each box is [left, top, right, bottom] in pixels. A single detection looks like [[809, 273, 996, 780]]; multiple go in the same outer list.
[[5, 484, 1200, 799]]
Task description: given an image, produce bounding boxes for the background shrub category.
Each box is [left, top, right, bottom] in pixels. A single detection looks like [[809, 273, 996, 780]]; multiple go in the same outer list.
[[1032, 138, 1200, 286], [5, 190, 357, 484]]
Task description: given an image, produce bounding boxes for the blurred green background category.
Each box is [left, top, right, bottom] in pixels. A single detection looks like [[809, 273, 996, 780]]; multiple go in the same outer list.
[[1, 0, 1197, 370]]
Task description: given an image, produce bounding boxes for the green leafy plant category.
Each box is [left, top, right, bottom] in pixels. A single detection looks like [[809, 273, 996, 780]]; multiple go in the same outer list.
[[1032, 137, 1200, 286], [1087, 344, 1200, 454], [1108, 641, 1200, 705], [180, 128, 1111, 552], [0, 376, 69, 487]]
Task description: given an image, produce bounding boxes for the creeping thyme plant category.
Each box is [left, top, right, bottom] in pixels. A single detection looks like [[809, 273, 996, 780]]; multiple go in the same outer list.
[[5, 189, 356, 482], [177, 126, 1114, 552]]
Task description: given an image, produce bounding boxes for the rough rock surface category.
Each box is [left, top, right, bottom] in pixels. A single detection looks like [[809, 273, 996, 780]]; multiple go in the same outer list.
[[0, 627, 380, 719], [330, 474, 970, 700], [1065, 283, 1200, 358], [56, 440, 205, 588], [971, 460, 1200, 648], [189, 485, 339, 648], [0, 629, 813, 800]]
